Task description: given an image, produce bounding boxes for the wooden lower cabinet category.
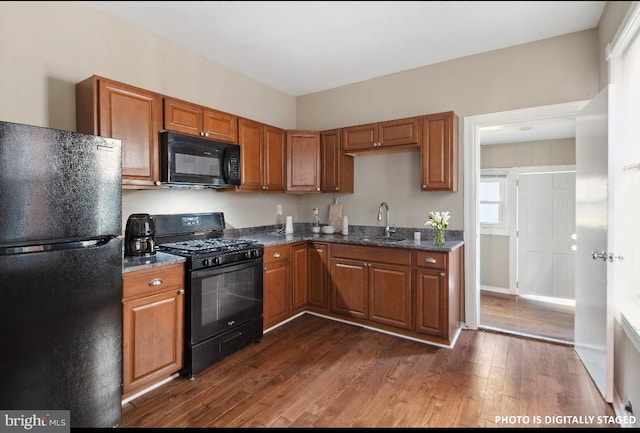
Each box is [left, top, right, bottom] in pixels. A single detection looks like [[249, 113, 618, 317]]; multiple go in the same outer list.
[[122, 263, 185, 399], [263, 244, 292, 329], [330, 245, 412, 329], [291, 243, 308, 313], [307, 242, 330, 311], [414, 248, 462, 343]]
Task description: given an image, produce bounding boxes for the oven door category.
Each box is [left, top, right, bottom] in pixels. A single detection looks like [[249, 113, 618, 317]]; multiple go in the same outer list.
[[188, 258, 263, 344]]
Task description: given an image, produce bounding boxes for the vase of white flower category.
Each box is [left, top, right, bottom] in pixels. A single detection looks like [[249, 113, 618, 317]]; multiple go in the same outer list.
[[425, 211, 450, 247]]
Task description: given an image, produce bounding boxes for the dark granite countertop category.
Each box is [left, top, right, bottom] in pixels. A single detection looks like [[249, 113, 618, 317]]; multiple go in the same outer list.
[[228, 224, 464, 253], [122, 251, 186, 274]]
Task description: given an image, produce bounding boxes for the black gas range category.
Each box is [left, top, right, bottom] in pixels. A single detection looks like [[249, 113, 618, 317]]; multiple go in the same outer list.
[[152, 212, 264, 379]]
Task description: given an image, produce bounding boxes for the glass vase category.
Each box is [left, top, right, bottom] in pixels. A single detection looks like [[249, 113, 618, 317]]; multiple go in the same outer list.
[[434, 228, 445, 246]]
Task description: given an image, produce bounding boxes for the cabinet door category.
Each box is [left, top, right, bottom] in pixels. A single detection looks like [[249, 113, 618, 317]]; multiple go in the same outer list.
[[291, 243, 308, 313], [287, 131, 320, 192], [122, 287, 184, 397], [330, 257, 368, 319], [263, 259, 291, 329], [415, 267, 446, 337], [308, 242, 329, 310], [321, 129, 354, 193], [368, 263, 412, 330], [76, 76, 161, 187], [202, 108, 238, 143], [342, 123, 378, 152], [163, 97, 203, 137], [378, 117, 419, 149], [264, 125, 286, 192], [420, 112, 458, 191], [237, 118, 264, 191]]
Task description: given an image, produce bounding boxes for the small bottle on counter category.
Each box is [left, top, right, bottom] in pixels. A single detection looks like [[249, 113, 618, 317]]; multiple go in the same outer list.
[[312, 208, 320, 233]]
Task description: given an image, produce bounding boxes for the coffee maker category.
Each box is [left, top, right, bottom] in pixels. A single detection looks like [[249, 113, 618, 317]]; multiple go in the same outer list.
[[124, 213, 156, 257]]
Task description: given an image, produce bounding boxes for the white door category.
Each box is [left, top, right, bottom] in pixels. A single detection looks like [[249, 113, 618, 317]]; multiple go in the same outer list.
[[517, 171, 575, 300], [574, 87, 612, 402]]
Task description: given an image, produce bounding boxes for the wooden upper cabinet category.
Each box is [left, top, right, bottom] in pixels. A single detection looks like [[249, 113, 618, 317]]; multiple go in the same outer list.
[[420, 111, 458, 192], [286, 130, 320, 193], [163, 97, 238, 143], [237, 118, 285, 192], [75, 75, 162, 189], [343, 117, 419, 154], [320, 129, 354, 193]]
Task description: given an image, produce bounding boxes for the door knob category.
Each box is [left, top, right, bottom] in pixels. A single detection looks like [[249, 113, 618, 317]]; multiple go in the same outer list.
[[591, 251, 607, 261]]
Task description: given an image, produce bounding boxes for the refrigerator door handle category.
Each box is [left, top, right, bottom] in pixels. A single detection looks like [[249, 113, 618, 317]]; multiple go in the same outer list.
[[0, 237, 115, 256]]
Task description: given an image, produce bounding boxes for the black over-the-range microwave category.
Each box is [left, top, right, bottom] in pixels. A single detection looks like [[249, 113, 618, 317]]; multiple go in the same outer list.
[[160, 131, 241, 189]]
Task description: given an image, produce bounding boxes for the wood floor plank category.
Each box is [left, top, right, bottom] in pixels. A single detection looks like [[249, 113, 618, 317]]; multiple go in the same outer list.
[[118, 314, 617, 429]]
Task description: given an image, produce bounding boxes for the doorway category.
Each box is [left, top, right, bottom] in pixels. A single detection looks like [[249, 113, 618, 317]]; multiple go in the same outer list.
[[462, 100, 589, 339]]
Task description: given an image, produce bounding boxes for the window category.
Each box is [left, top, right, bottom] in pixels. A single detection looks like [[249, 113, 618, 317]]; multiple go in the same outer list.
[[480, 169, 509, 234]]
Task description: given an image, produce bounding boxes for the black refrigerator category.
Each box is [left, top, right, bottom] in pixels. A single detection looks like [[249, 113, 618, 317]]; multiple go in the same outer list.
[[0, 121, 123, 428]]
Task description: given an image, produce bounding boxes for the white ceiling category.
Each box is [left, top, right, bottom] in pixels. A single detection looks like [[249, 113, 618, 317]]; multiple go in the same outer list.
[[83, 1, 606, 98], [479, 117, 577, 146]]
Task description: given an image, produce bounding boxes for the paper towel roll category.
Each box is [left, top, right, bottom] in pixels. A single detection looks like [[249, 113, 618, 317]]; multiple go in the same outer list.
[[342, 216, 349, 235], [285, 216, 293, 234]]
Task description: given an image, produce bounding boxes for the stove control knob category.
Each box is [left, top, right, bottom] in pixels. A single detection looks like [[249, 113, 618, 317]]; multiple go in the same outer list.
[[252, 249, 260, 258], [213, 256, 221, 265], [244, 250, 252, 259], [202, 258, 210, 267]]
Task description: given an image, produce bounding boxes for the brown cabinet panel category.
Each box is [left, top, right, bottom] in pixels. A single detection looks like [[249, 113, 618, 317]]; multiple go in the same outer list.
[[264, 125, 286, 191], [343, 117, 419, 154], [368, 263, 412, 330], [415, 268, 445, 336], [164, 97, 238, 143], [330, 257, 368, 319], [420, 111, 458, 191], [321, 129, 354, 193], [238, 119, 285, 192], [76, 75, 162, 188], [292, 243, 308, 313], [122, 263, 184, 398], [286, 131, 320, 193], [263, 245, 292, 329], [308, 242, 329, 310]]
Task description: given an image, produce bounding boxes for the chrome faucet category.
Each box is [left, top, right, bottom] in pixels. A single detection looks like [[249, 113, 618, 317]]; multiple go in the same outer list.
[[377, 202, 396, 237]]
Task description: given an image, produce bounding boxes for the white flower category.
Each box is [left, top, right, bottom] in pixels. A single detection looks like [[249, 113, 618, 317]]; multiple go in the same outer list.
[[424, 211, 450, 230]]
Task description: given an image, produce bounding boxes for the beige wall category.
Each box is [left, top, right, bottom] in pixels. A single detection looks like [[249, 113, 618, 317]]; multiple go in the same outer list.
[[479, 234, 510, 289], [0, 2, 608, 231], [481, 138, 576, 168], [297, 30, 598, 230]]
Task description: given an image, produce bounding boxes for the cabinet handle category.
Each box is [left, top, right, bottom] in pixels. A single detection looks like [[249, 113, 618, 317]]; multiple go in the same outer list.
[[148, 278, 163, 286], [440, 272, 445, 277], [273, 252, 281, 258], [178, 289, 185, 295], [425, 258, 437, 264]]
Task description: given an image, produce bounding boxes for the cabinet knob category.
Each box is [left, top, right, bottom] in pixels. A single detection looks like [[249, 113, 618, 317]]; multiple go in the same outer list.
[[149, 278, 163, 286], [178, 289, 185, 295], [199, 131, 205, 136], [440, 272, 445, 277], [262, 186, 266, 190], [422, 185, 427, 188], [204, 132, 209, 137], [274, 252, 281, 258], [263, 267, 267, 272], [425, 258, 437, 264], [316, 188, 320, 191]]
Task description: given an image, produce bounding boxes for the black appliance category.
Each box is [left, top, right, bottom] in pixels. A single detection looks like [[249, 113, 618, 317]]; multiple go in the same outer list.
[[124, 213, 156, 257], [160, 131, 241, 189], [0, 121, 122, 427], [153, 212, 264, 379]]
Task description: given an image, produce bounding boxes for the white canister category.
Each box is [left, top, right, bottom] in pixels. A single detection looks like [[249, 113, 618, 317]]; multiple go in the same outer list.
[[342, 216, 349, 235], [285, 216, 293, 234]]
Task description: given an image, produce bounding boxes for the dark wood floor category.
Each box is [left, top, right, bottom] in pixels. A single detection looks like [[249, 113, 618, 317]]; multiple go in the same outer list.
[[480, 290, 575, 342], [120, 314, 615, 428]]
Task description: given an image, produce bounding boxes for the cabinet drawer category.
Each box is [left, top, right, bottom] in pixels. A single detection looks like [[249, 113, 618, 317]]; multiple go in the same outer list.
[[123, 263, 185, 299], [264, 244, 291, 264], [414, 251, 447, 269], [331, 244, 410, 266]]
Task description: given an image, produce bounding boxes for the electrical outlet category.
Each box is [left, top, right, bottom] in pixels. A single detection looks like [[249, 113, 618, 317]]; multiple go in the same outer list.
[[277, 204, 283, 216]]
